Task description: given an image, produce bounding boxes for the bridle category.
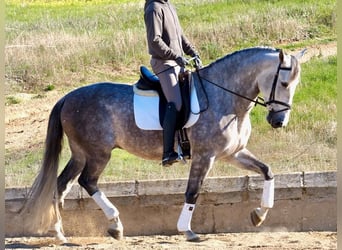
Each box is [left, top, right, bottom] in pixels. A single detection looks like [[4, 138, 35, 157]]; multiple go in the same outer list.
[[194, 59, 294, 114], [265, 63, 293, 113]]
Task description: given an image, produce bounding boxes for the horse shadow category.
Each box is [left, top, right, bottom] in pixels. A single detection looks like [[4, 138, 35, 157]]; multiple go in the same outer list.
[[5, 242, 81, 249]]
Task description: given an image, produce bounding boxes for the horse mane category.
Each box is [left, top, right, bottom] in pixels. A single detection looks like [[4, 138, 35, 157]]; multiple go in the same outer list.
[[207, 46, 280, 68]]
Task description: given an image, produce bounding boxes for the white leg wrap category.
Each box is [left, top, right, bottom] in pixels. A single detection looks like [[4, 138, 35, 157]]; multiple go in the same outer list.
[[92, 191, 119, 220], [177, 203, 195, 232], [261, 179, 274, 208]]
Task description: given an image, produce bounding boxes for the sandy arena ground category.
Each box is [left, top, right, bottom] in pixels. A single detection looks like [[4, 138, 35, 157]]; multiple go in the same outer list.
[[5, 231, 337, 249]]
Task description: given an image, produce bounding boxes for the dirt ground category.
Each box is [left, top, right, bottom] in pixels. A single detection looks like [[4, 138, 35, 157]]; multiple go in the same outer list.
[[4, 231, 338, 249], [5, 43, 337, 249]]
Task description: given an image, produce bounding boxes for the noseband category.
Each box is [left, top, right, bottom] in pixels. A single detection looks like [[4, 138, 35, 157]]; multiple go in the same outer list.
[[265, 63, 293, 113]]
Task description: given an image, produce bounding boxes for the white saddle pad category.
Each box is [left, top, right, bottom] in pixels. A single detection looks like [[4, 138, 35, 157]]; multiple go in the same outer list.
[[133, 77, 200, 130]]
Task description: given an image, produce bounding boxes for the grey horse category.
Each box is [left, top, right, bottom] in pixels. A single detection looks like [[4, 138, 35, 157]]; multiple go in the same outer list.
[[18, 47, 305, 242]]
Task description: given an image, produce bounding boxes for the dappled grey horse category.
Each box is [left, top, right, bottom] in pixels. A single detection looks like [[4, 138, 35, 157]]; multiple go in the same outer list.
[[19, 47, 305, 242]]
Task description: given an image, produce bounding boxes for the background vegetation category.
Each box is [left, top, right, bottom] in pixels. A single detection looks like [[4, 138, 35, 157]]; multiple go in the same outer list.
[[5, 0, 337, 186]]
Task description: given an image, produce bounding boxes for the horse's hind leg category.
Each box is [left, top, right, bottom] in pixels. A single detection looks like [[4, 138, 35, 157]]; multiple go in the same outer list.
[[77, 153, 123, 240], [53, 152, 86, 242], [230, 148, 274, 227], [57, 156, 86, 208]]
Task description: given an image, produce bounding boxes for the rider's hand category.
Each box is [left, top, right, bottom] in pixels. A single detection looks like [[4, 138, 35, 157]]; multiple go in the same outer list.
[[176, 56, 189, 68], [194, 54, 202, 69]]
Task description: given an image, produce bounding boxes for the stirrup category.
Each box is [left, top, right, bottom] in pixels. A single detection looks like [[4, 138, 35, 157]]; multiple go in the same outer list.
[[162, 152, 181, 166], [179, 140, 191, 159], [177, 129, 191, 160]]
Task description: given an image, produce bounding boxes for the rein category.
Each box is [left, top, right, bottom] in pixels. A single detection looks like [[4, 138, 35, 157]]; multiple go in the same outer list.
[[149, 56, 293, 115], [194, 62, 293, 114]]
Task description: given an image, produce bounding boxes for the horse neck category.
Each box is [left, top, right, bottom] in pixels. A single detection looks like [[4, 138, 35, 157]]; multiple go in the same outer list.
[[196, 50, 278, 113], [200, 57, 268, 105]]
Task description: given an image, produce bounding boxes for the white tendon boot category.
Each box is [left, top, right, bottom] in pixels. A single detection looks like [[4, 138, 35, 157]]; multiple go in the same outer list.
[[261, 178, 274, 208], [177, 203, 199, 241], [251, 178, 274, 227], [92, 191, 123, 240]]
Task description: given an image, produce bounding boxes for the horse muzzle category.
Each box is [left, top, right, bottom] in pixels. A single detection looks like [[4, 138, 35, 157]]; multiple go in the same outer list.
[[266, 110, 290, 128]]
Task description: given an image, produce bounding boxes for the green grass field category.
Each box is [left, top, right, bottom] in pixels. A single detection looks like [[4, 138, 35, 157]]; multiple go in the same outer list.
[[5, 0, 336, 92], [5, 0, 337, 186]]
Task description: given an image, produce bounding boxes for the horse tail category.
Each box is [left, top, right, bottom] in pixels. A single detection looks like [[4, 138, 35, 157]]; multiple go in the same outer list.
[[19, 97, 65, 235]]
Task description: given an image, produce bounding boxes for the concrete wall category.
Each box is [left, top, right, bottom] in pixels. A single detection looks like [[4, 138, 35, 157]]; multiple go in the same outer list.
[[5, 171, 336, 237]]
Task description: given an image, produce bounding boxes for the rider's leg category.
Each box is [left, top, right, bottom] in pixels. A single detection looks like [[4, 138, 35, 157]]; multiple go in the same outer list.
[[161, 102, 179, 166], [150, 58, 183, 166], [150, 58, 183, 110]]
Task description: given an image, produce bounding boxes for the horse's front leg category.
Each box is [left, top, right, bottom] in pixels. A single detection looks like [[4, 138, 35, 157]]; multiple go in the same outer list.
[[230, 148, 274, 227], [177, 156, 215, 242]]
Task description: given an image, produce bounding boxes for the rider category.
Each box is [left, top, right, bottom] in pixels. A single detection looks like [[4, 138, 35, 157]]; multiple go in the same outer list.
[[144, 0, 201, 166]]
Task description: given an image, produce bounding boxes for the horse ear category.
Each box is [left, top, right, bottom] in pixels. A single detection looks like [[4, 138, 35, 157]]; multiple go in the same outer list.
[[279, 49, 284, 63], [295, 48, 307, 60]]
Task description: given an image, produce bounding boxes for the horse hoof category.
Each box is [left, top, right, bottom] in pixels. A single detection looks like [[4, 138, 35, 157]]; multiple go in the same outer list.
[[108, 217, 124, 240], [108, 228, 123, 240], [55, 232, 67, 244], [54, 221, 67, 243], [250, 208, 267, 227], [184, 230, 200, 242], [56, 236, 67, 244]]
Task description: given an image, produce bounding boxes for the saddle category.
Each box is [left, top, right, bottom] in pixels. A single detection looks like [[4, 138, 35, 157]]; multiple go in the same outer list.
[[136, 66, 192, 129], [135, 66, 192, 158]]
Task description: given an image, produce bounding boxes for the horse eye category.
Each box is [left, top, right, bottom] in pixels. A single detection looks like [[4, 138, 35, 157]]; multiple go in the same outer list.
[[281, 81, 289, 88]]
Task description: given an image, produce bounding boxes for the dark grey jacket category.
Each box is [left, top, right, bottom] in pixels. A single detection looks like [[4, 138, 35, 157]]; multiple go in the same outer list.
[[144, 0, 197, 60]]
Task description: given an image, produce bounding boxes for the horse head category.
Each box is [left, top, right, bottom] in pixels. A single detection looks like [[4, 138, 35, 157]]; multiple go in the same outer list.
[[260, 49, 305, 128]]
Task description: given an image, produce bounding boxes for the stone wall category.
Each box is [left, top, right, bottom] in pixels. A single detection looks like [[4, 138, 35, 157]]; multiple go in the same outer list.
[[5, 171, 336, 237]]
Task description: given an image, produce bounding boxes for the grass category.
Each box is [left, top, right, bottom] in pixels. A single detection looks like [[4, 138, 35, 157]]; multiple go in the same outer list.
[[5, 0, 336, 92], [5, 96, 20, 105], [5, 0, 337, 187]]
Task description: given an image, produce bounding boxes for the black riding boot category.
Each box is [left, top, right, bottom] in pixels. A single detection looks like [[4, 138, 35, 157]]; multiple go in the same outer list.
[[162, 102, 179, 166]]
